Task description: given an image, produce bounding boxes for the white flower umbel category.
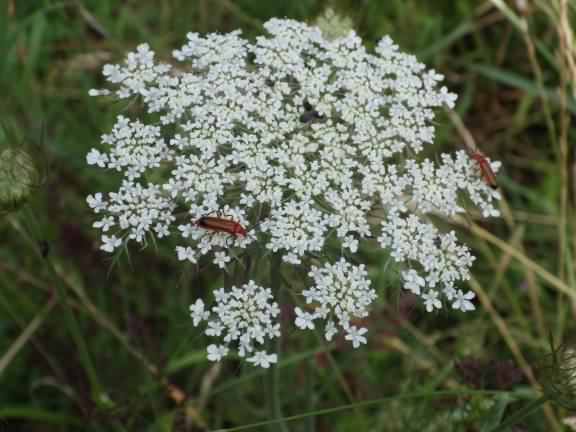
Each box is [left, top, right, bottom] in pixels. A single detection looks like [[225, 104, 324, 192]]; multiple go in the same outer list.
[[189, 282, 280, 367], [379, 209, 477, 310], [88, 18, 502, 363], [296, 259, 376, 346]]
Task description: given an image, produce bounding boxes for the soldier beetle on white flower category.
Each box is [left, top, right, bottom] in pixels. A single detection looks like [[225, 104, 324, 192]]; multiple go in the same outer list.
[[446, 110, 498, 190], [469, 150, 498, 190], [195, 216, 248, 238]]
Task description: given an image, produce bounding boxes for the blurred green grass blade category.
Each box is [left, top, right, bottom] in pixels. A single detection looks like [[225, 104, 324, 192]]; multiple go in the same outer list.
[[52, 272, 109, 407], [3, 3, 68, 69], [487, 396, 548, 432], [0, 407, 83, 425], [534, 38, 558, 72], [418, 20, 474, 60], [214, 390, 506, 432], [166, 350, 207, 374], [25, 12, 47, 74], [211, 346, 328, 396], [468, 63, 576, 113], [147, 412, 176, 432], [425, 362, 454, 391], [0, 5, 17, 75], [0, 296, 56, 377], [489, 0, 527, 33], [7, 218, 108, 405], [469, 63, 544, 95], [480, 393, 514, 432]]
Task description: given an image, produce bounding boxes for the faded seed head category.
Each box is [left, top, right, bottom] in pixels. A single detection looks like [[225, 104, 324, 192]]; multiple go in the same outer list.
[[314, 8, 354, 41], [0, 147, 40, 214]]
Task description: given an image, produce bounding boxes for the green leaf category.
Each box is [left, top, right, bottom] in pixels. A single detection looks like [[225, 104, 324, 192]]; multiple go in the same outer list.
[[0, 406, 83, 426]]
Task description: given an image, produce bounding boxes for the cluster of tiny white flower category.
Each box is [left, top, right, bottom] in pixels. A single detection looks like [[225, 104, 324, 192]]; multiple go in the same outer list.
[[189, 281, 280, 368], [295, 259, 376, 347], [379, 213, 476, 313], [87, 18, 501, 366]]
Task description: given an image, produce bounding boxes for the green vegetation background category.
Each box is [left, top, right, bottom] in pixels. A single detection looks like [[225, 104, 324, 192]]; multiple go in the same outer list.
[[1, 1, 574, 431]]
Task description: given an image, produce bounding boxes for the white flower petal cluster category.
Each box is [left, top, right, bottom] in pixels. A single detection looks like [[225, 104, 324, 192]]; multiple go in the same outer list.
[[88, 180, 176, 246], [296, 259, 376, 346], [379, 210, 477, 310], [189, 281, 280, 368], [87, 18, 502, 363]]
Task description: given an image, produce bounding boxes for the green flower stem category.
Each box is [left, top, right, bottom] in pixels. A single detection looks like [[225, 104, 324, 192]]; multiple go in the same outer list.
[[268, 252, 289, 432]]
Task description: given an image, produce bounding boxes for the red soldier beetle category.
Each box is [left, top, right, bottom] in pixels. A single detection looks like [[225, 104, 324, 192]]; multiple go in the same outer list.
[[446, 110, 498, 190], [469, 151, 498, 190], [195, 215, 247, 238]]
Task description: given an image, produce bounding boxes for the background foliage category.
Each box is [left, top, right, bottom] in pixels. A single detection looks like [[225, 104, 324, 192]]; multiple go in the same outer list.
[[1, 0, 575, 431]]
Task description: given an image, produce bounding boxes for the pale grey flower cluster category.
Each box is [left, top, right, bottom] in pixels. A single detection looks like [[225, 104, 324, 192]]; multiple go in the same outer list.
[[87, 18, 501, 367]]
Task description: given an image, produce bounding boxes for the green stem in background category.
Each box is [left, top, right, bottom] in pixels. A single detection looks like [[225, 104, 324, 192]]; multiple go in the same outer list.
[[488, 396, 550, 432], [9, 216, 186, 406], [304, 356, 316, 432], [57, 279, 111, 407], [9, 215, 110, 407], [281, 271, 361, 415], [268, 252, 289, 432], [0, 294, 56, 377], [213, 389, 512, 432], [224, 265, 234, 290]]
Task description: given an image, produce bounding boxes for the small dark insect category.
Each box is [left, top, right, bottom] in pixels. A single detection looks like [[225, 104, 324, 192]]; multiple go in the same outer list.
[[39, 240, 50, 258], [469, 151, 498, 190], [299, 100, 326, 124], [195, 216, 247, 238]]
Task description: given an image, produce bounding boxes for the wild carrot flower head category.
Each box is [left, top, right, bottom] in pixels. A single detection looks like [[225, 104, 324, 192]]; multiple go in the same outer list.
[[87, 18, 501, 367]]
